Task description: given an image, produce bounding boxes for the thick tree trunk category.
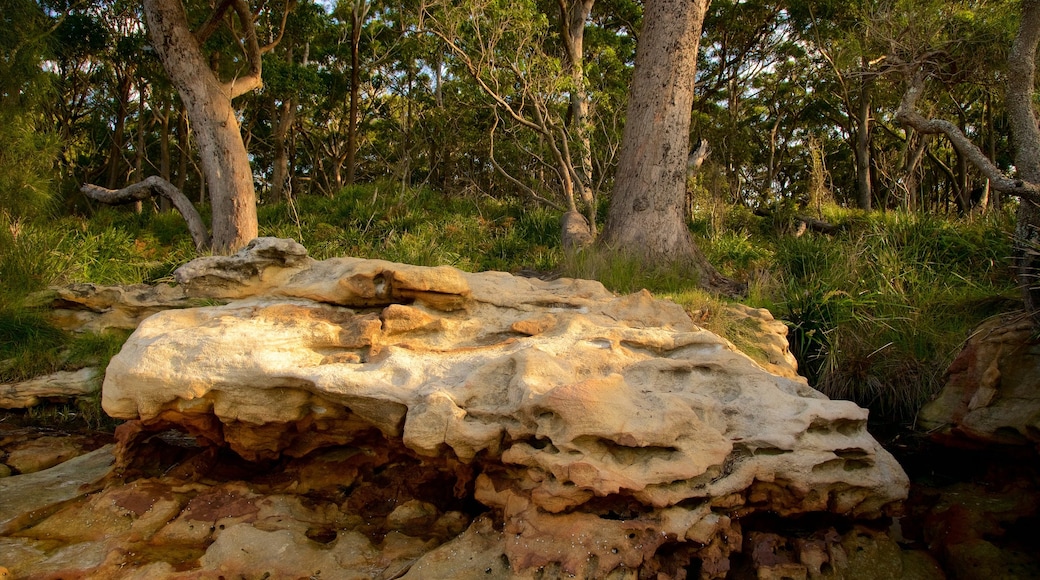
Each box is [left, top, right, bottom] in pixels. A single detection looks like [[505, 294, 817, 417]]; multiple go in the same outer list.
[[1009, 0, 1040, 315], [599, 0, 738, 295], [142, 0, 259, 254]]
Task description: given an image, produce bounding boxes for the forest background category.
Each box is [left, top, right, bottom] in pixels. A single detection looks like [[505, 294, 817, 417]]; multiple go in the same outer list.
[[0, 0, 1033, 432]]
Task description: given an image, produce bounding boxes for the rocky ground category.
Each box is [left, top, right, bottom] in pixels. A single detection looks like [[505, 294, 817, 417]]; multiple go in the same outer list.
[[1, 239, 1038, 579]]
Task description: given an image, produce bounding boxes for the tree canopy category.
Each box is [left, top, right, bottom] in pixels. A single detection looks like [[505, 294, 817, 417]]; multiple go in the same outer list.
[[2, 0, 1037, 265]]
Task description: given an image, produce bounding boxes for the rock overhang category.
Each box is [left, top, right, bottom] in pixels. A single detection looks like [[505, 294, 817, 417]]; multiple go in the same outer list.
[[97, 237, 909, 577]]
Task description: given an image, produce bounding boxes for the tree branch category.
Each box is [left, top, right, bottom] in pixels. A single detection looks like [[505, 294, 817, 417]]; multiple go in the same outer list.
[[896, 71, 1040, 204], [81, 176, 211, 250], [260, 0, 295, 55], [194, 0, 234, 45], [489, 116, 566, 212], [222, 0, 265, 99]]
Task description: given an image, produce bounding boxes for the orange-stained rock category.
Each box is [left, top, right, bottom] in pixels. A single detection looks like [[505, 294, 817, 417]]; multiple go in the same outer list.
[[919, 314, 1040, 450], [3, 238, 911, 579]]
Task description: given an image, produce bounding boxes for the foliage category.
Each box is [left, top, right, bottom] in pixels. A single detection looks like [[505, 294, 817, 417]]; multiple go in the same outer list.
[[1, 0, 1033, 432], [762, 209, 1016, 422]]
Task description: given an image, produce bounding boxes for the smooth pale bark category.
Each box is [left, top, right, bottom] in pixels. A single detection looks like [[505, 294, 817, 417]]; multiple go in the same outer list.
[[599, 0, 738, 294], [559, 0, 596, 230], [142, 0, 259, 254], [81, 176, 211, 250]]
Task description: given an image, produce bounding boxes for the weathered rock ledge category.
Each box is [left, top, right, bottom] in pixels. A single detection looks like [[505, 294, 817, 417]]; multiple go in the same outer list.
[[918, 313, 1040, 451], [2, 238, 913, 579]]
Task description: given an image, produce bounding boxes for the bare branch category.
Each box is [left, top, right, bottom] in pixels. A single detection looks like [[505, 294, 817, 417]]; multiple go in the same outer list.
[[421, 24, 545, 134], [194, 0, 234, 44], [896, 71, 1040, 204], [489, 116, 566, 212], [222, 0, 264, 99], [260, 0, 295, 55], [81, 176, 211, 250]]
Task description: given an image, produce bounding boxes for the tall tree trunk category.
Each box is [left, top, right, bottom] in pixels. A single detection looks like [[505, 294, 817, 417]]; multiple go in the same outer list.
[[105, 73, 132, 189], [1009, 0, 1040, 315], [902, 133, 928, 212], [271, 98, 296, 202], [132, 76, 148, 214], [158, 98, 172, 212], [599, 0, 737, 294], [854, 65, 873, 211], [559, 0, 596, 230], [175, 103, 189, 193], [142, 0, 259, 254], [345, 0, 368, 186]]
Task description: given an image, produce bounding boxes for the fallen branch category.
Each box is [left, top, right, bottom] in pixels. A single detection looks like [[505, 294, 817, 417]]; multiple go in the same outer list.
[[754, 208, 841, 236], [81, 176, 211, 250]]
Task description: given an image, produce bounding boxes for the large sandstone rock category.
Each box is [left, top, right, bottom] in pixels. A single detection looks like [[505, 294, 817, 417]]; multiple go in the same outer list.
[[82, 238, 908, 577], [918, 314, 1040, 450], [33, 282, 194, 334]]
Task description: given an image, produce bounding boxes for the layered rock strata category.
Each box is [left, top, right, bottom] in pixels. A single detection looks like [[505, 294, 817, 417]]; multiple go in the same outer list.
[[2, 238, 910, 578]]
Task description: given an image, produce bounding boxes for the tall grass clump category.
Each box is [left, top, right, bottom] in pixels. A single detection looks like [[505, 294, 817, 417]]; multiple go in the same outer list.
[[767, 209, 1017, 424]]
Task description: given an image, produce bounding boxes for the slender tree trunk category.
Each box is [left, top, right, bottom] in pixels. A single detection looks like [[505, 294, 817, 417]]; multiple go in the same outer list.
[[175, 103, 189, 193], [345, 1, 368, 186], [106, 73, 132, 189], [132, 76, 148, 214], [559, 0, 596, 229], [854, 65, 873, 211], [985, 91, 999, 211], [270, 50, 295, 203], [902, 133, 927, 212], [954, 148, 970, 215], [143, 0, 259, 253], [271, 98, 296, 202], [158, 99, 172, 212], [599, 0, 738, 294]]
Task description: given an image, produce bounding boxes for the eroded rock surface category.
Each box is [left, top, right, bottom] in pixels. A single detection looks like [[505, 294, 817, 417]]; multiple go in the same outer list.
[[0, 367, 101, 409], [918, 314, 1040, 450], [2, 239, 910, 578]]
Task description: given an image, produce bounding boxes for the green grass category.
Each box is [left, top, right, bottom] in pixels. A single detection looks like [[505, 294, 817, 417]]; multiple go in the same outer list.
[[729, 209, 1019, 423], [0, 183, 1024, 431]]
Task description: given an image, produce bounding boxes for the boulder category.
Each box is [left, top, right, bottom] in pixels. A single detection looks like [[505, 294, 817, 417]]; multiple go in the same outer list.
[[85, 238, 908, 577], [33, 283, 193, 334], [0, 367, 101, 409], [918, 314, 1040, 450]]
